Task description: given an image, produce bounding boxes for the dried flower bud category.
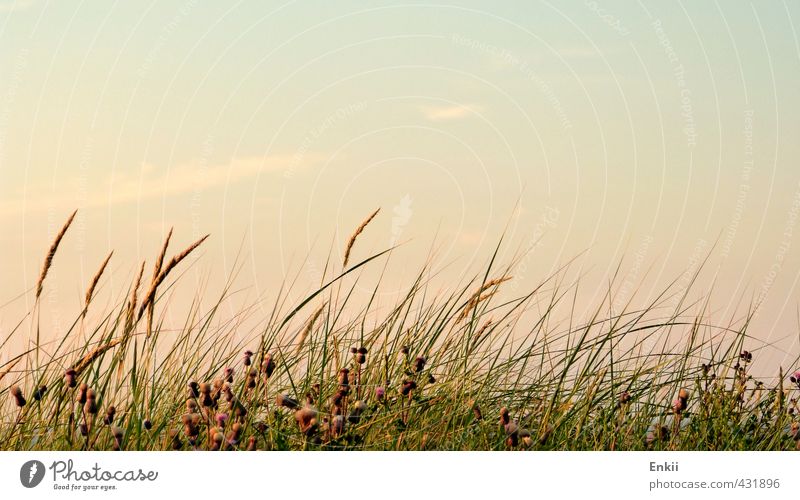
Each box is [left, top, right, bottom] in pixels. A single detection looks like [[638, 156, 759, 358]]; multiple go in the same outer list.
[[246, 435, 257, 450], [77, 383, 88, 405], [84, 392, 98, 414], [499, 407, 510, 426], [33, 385, 47, 401], [375, 386, 385, 401], [472, 403, 483, 421], [678, 388, 690, 400], [215, 413, 229, 428], [414, 356, 427, 373], [243, 350, 253, 366], [143, 419, 152, 431], [10, 385, 26, 407], [505, 422, 519, 447], [111, 426, 124, 442], [331, 415, 345, 438], [520, 428, 532, 448], [170, 429, 182, 450], [104, 406, 116, 425], [672, 398, 687, 414], [64, 369, 77, 388], [401, 379, 417, 396], [223, 367, 234, 383], [276, 393, 299, 410], [261, 353, 275, 378], [227, 422, 243, 445], [337, 368, 350, 386], [295, 406, 318, 435], [188, 381, 200, 398]]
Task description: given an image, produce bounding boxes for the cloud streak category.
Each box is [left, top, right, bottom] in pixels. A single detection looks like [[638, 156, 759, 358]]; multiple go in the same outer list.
[[420, 104, 483, 122], [0, 153, 326, 217]]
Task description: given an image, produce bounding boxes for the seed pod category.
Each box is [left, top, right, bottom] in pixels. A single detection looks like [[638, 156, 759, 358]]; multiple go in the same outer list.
[[246, 435, 257, 451], [678, 388, 690, 400], [223, 367, 234, 384], [414, 356, 427, 373], [143, 419, 153, 431]]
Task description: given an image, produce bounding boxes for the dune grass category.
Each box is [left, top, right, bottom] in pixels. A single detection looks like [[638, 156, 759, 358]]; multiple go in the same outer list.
[[1, 210, 799, 451]]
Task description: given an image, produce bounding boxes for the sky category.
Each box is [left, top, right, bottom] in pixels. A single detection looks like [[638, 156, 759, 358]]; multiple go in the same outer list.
[[1, 0, 799, 370]]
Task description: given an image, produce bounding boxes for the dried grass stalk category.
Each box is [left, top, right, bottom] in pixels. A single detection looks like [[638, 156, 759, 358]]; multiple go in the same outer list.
[[0, 357, 22, 385], [295, 303, 325, 356], [343, 208, 380, 268], [84, 251, 114, 315], [458, 277, 512, 321], [70, 337, 123, 377], [137, 234, 209, 322], [125, 261, 146, 329], [36, 210, 77, 299]]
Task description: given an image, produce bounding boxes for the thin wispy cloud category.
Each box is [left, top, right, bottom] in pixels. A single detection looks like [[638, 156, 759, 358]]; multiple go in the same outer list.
[[0, 0, 36, 13], [0, 153, 326, 217], [421, 104, 483, 122]]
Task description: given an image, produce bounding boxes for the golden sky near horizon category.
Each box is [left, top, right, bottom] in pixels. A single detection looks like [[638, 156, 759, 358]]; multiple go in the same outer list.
[[1, 1, 800, 371]]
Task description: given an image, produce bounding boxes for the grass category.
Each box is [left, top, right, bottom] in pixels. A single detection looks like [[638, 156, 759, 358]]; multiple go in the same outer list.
[[1, 209, 799, 451]]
